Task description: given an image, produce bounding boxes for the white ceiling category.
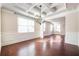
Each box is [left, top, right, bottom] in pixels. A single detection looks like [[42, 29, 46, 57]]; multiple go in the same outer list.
[[2, 3, 79, 20]]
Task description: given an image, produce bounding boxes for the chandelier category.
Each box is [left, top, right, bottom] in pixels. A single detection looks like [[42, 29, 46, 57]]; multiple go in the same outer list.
[[34, 5, 43, 25]]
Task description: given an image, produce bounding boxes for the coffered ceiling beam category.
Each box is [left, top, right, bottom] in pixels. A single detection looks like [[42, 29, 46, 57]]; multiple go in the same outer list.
[[26, 3, 38, 13]]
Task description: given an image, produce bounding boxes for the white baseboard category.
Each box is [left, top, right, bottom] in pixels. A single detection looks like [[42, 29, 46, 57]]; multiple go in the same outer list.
[[43, 32, 52, 36]]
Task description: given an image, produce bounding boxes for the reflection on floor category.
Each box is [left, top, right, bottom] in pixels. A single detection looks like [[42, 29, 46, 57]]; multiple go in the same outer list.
[[1, 35, 79, 56]]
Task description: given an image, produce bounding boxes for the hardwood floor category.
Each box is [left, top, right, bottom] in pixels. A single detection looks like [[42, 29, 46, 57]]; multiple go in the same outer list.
[[1, 35, 79, 56]]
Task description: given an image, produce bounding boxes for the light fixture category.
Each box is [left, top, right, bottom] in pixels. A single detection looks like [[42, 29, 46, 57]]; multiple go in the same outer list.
[[34, 5, 42, 25]]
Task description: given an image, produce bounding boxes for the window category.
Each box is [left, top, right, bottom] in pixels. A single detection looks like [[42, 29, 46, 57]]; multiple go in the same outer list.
[[53, 22, 61, 32], [43, 23, 46, 32], [17, 16, 34, 33], [50, 24, 53, 32]]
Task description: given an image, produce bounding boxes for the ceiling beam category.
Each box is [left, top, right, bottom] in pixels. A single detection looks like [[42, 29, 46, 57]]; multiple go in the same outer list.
[[41, 3, 54, 15], [41, 3, 59, 13], [14, 4, 28, 11], [41, 6, 47, 13], [46, 3, 66, 16], [50, 3, 60, 8], [2, 5, 35, 18], [26, 3, 38, 13], [45, 8, 79, 20]]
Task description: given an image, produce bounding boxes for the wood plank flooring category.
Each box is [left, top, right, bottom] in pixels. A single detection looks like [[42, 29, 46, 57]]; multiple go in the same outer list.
[[1, 35, 79, 56]]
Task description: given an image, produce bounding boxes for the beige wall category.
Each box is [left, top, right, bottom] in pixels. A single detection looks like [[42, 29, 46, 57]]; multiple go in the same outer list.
[[35, 21, 40, 33], [43, 22, 53, 36], [65, 12, 78, 46], [2, 9, 17, 33], [77, 11, 79, 46], [65, 13, 77, 32], [60, 19, 65, 35], [1, 9, 40, 46]]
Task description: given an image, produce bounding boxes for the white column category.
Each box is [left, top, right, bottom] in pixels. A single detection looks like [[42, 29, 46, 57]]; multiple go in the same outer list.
[[40, 23, 43, 38], [40, 18, 44, 39]]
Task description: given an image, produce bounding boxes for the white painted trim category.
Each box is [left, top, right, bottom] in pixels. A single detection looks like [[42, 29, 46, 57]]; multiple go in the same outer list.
[[65, 32, 78, 46]]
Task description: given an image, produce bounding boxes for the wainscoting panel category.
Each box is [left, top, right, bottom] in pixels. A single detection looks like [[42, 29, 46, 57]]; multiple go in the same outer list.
[[1, 32, 40, 46], [65, 32, 78, 46]]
